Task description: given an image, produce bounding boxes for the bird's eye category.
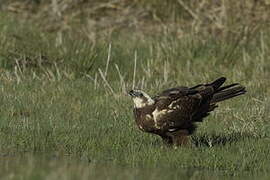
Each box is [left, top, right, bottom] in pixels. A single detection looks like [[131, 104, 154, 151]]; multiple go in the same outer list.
[[139, 93, 144, 97]]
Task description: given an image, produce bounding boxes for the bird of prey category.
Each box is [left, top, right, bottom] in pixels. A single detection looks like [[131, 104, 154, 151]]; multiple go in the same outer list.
[[128, 77, 246, 146]]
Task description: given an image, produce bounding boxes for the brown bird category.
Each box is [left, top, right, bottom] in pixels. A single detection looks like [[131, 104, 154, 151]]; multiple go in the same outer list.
[[128, 77, 246, 146]]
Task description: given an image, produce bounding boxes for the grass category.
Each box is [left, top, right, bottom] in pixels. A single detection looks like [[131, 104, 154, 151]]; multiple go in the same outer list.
[[0, 2, 270, 179]]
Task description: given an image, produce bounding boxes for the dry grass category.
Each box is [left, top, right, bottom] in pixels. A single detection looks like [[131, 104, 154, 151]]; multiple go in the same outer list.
[[1, 0, 270, 41]]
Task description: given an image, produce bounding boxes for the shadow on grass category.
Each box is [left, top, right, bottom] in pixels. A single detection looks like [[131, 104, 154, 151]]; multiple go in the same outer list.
[[191, 132, 260, 147]]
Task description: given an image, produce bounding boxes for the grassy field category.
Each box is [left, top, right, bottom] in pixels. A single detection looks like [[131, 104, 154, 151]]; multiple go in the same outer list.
[[0, 1, 270, 179]]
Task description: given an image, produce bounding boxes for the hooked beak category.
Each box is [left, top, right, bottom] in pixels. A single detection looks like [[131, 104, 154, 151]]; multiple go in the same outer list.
[[128, 90, 136, 97]]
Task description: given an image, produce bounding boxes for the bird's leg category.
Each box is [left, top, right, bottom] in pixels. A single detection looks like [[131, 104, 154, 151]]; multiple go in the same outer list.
[[161, 135, 173, 145], [170, 130, 190, 146]]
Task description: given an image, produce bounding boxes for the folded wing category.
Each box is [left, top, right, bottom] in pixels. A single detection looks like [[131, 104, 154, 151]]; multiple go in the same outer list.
[[153, 77, 245, 134]]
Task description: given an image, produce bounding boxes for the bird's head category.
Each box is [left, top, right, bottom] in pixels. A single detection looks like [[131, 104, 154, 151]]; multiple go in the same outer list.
[[128, 89, 155, 108]]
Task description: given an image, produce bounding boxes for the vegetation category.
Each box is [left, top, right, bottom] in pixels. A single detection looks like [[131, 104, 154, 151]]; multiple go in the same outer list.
[[0, 1, 269, 179]]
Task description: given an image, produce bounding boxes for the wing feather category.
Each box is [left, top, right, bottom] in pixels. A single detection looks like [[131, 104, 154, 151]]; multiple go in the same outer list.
[[152, 82, 219, 132], [152, 89, 202, 131], [151, 77, 228, 133]]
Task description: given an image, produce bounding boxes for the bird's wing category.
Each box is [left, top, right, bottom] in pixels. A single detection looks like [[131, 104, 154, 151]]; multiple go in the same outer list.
[[152, 88, 200, 130], [151, 77, 227, 132], [152, 84, 219, 132]]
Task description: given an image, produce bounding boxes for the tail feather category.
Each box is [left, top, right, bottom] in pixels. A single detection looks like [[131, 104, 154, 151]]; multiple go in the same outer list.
[[190, 77, 226, 90], [210, 77, 226, 90], [211, 85, 246, 103], [215, 83, 239, 92], [191, 77, 246, 125]]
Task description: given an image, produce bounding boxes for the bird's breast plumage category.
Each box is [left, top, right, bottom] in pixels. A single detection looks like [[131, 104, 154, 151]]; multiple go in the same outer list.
[[133, 107, 157, 132]]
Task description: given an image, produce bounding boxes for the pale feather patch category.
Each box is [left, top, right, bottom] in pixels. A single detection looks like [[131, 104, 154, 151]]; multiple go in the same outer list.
[[157, 96, 168, 99], [152, 108, 163, 129], [146, 114, 152, 120], [168, 90, 179, 95], [173, 105, 181, 110], [168, 100, 177, 108], [133, 97, 147, 108], [132, 91, 155, 108], [138, 125, 144, 130], [152, 108, 174, 129], [168, 99, 182, 109], [168, 128, 177, 132], [141, 92, 155, 103]]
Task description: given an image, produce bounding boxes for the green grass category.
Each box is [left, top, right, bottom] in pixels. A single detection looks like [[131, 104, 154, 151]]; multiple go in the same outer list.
[[0, 11, 269, 179]]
